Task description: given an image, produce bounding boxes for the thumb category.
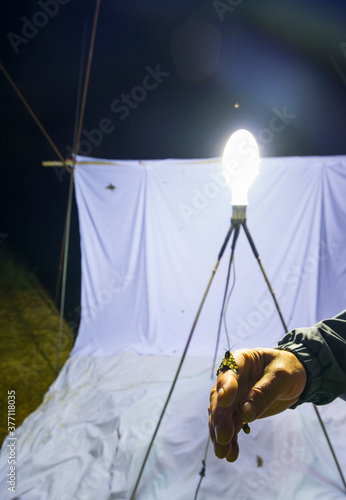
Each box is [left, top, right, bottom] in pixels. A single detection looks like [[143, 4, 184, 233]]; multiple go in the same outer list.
[[239, 371, 285, 422]]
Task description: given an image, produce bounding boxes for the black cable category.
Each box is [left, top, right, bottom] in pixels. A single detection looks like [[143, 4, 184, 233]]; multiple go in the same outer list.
[[196, 226, 239, 499], [130, 223, 235, 499], [194, 459, 206, 500], [223, 252, 236, 350], [193, 437, 211, 500], [211, 224, 240, 378]]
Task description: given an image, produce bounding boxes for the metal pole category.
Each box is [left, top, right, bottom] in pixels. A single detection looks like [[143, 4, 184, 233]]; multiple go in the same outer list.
[[56, 171, 74, 373]]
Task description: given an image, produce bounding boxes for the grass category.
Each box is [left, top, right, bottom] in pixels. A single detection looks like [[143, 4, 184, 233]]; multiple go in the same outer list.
[[0, 244, 74, 444]]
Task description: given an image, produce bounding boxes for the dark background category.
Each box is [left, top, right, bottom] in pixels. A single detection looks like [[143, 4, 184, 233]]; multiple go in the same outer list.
[[1, 0, 346, 331]]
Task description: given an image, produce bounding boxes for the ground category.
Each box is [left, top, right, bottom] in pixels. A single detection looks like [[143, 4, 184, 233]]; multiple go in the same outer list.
[[0, 244, 74, 444]]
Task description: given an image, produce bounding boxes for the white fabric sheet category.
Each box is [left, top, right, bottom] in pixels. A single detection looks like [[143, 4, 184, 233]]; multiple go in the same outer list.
[[1, 352, 346, 500], [1, 155, 346, 500], [1, 353, 346, 500], [73, 155, 346, 356]]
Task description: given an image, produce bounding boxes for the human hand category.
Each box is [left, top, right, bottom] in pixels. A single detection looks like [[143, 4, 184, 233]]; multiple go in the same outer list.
[[208, 348, 307, 462]]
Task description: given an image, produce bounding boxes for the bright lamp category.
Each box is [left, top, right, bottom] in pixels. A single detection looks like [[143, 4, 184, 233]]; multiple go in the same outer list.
[[222, 129, 260, 206]]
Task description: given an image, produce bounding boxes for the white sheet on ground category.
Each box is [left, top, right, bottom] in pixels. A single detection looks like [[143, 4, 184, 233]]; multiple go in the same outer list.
[[1, 155, 346, 500]]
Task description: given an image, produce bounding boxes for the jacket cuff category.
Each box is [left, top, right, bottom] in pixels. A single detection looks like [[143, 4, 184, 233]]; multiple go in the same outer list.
[[275, 338, 323, 408]]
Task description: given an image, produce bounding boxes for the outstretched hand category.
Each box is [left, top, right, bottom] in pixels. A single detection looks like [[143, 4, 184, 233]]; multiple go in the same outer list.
[[208, 348, 307, 462]]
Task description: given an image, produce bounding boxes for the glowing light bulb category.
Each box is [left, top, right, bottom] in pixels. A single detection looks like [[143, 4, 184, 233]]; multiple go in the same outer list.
[[222, 129, 260, 206]]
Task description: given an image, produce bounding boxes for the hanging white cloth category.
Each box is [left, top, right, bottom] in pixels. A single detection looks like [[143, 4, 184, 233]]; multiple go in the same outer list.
[[1, 155, 346, 500]]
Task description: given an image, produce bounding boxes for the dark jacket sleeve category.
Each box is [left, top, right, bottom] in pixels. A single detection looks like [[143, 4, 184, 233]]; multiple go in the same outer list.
[[277, 309, 346, 407]]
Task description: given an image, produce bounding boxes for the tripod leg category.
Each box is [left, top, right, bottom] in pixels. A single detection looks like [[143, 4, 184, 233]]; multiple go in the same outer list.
[[242, 221, 287, 332], [218, 222, 235, 261], [242, 222, 346, 491]]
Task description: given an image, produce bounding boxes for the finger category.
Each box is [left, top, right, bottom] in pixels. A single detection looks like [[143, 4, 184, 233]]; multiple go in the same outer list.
[[210, 383, 217, 405], [213, 439, 232, 459], [209, 384, 218, 427], [209, 411, 231, 457], [208, 404, 216, 442], [210, 405, 238, 460], [232, 411, 244, 435], [239, 369, 289, 422], [209, 387, 235, 446], [226, 434, 239, 462], [216, 369, 239, 408], [214, 415, 235, 445]]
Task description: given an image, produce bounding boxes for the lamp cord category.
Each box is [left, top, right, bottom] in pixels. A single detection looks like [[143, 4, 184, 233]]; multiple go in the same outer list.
[[195, 227, 238, 499], [223, 253, 236, 350], [211, 224, 240, 378], [194, 437, 211, 500], [129, 223, 236, 500]]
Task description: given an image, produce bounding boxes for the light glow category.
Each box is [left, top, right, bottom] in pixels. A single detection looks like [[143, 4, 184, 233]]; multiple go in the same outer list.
[[222, 129, 260, 205]]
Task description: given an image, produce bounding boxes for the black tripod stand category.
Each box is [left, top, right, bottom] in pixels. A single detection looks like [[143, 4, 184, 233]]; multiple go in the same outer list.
[[205, 205, 346, 497], [211, 204, 287, 375], [130, 205, 346, 500]]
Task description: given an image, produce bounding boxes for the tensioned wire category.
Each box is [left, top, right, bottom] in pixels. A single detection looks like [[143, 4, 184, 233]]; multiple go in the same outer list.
[[56, 0, 101, 372], [74, 0, 101, 159], [54, 23, 88, 309], [0, 62, 70, 172]]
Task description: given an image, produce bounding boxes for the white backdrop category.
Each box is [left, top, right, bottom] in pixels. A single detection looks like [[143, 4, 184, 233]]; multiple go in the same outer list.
[[73, 154, 346, 356], [1, 155, 346, 500]]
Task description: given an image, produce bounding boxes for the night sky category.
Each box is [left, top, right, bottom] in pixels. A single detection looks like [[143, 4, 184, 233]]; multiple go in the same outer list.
[[1, 0, 346, 327]]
